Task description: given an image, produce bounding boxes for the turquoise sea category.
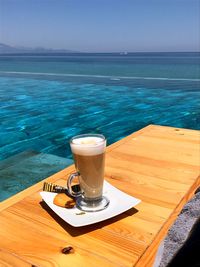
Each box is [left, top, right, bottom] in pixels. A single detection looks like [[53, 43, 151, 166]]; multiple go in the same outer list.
[[0, 52, 200, 161]]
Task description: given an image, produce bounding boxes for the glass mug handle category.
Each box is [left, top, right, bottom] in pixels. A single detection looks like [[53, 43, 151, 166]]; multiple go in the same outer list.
[[67, 172, 82, 197]]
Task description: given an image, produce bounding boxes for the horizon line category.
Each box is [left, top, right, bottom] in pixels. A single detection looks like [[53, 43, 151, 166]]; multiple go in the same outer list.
[[0, 51, 200, 55]]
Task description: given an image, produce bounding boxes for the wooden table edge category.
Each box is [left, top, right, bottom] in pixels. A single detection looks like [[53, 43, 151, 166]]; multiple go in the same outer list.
[[135, 173, 200, 267]]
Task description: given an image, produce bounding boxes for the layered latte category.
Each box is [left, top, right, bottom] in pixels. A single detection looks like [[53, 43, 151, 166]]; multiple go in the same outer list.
[[70, 135, 106, 201]]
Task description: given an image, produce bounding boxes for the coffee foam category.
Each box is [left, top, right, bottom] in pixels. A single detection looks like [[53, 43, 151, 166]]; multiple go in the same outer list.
[[70, 137, 106, 156]]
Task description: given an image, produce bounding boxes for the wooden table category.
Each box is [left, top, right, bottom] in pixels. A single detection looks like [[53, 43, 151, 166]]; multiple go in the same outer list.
[[0, 125, 199, 267]]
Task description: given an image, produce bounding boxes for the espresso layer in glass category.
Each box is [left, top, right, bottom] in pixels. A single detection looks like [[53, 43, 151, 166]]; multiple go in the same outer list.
[[73, 152, 105, 200]]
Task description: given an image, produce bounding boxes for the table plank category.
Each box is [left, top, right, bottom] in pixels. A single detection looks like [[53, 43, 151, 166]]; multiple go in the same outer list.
[[0, 125, 199, 267]]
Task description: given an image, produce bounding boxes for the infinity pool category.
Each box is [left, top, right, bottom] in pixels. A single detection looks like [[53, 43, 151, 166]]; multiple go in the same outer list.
[[0, 74, 199, 161]]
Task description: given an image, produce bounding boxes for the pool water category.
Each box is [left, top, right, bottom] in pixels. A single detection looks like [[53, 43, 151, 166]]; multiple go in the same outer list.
[[0, 75, 199, 161]]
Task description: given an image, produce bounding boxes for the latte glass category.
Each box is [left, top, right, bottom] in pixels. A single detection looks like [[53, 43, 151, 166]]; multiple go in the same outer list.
[[67, 134, 109, 212]]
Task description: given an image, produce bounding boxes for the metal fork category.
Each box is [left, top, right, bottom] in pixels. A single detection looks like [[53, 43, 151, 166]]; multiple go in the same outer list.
[[43, 181, 80, 193]]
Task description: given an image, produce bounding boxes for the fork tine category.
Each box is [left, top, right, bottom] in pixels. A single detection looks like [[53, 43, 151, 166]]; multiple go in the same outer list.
[[49, 183, 53, 191], [43, 182, 47, 191]]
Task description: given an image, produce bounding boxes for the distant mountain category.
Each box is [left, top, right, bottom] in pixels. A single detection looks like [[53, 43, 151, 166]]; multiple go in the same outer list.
[[0, 43, 77, 54]]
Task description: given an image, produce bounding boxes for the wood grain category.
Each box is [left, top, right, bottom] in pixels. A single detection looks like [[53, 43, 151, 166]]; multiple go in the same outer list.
[[0, 125, 199, 267]]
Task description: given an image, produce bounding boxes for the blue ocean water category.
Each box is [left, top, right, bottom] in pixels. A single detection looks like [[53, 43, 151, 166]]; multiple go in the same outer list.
[[0, 52, 200, 162]]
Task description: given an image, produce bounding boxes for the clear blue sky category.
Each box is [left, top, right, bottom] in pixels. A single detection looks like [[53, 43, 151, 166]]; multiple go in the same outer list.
[[0, 0, 199, 52]]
